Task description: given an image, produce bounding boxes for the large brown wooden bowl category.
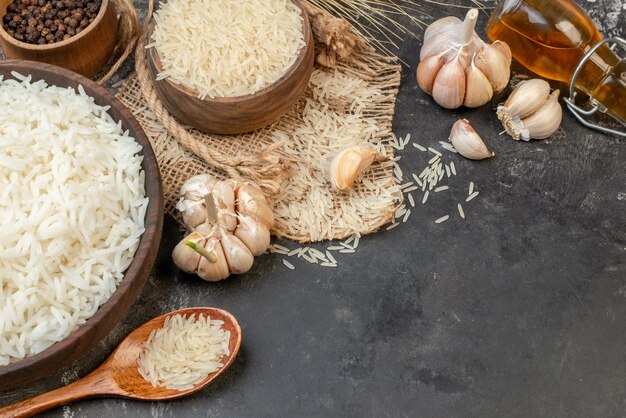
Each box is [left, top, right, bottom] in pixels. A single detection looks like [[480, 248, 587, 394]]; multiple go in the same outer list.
[[146, 0, 314, 135], [0, 0, 118, 78], [0, 60, 163, 391]]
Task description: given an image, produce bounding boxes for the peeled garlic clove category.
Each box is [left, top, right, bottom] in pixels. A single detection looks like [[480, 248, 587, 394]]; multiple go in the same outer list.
[[220, 234, 254, 274], [432, 57, 466, 109], [235, 215, 271, 256], [463, 63, 493, 108], [497, 79, 551, 123], [213, 181, 237, 232], [492, 40, 512, 63], [474, 43, 511, 93], [417, 54, 445, 95], [330, 145, 379, 191], [236, 183, 274, 230], [449, 119, 495, 160], [172, 232, 205, 274], [197, 238, 230, 282], [518, 90, 562, 141]]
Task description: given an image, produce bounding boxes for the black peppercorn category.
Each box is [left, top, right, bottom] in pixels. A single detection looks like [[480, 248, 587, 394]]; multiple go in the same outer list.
[[4, 0, 100, 44]]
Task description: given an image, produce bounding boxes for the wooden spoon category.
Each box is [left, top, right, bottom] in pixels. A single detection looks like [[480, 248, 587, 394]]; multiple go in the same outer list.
[[0, 307, 242, 418]]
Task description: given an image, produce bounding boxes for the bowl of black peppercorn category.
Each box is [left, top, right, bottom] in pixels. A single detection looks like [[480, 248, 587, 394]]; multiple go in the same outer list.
[[0, 0, 117, 77]]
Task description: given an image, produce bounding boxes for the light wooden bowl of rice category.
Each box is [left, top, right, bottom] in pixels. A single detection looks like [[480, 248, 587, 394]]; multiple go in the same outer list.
[[146, 0, 314, 135], [0, 60, 163, 390]]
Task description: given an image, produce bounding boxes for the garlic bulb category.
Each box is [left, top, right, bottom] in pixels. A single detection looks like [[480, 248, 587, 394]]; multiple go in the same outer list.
[[449, 119, 495, 160], [497, 79, 563, 141], [172, 174, 273, 281], [330, 145, 380, 191], [416, 8, 512, 109]]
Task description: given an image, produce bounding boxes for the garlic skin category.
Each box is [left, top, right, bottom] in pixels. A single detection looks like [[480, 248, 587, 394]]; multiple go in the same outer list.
[[172, 231, 205, 274], [449, 119, 495, 160], [463, 60, 493, 108], [515, 90, 562, 141], [174, 174, 273, 281], [432, 57, 466, 110], [235, 215, 271, 256], [197, 238, 230, 282], [416, 8, 512, 109], [497, 79, 551, 122], [330, 145, 380, 191], [213, 180, 237, 232], [416, 54, 445, 95], [236, 183, 275, 229], [497, 80, 563, 141], [220, 234, 254, 274], [474, 43, 510, 93]]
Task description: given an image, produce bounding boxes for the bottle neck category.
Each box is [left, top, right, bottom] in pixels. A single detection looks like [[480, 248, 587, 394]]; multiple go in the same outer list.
[[576, 43, 626, 126]]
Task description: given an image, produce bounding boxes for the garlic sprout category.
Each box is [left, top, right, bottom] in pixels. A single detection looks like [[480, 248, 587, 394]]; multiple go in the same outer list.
[[172, 174, 274, 281]]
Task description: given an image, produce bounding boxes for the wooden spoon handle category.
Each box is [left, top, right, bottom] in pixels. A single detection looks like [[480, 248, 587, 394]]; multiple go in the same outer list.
[[0, 370, 118, 418]]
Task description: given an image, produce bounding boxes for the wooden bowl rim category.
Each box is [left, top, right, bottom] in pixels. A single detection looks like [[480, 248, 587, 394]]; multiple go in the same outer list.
[[148, 0, 312, 104], [0, 0, 112, 50], [0, 60, 163, 383]]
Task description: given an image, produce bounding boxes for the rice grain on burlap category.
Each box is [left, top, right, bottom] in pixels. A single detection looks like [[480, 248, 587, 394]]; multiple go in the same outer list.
[[115, 18, 403, 243]]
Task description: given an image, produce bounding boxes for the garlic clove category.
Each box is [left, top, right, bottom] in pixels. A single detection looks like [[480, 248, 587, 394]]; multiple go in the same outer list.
[[194, 221, 221, 238], [474, 43, 511, 93], [236, 183, 274, 230], [492, 40, 512, 63], [330, 145, 379, 191], [432, 57, 466, 109], [179, 173, 216, 200], [220, 234, 254, 274], [518, 90, 562, 141], [178, 199, 207, 230], [172, 231, 205, 274], [417, 54, 445, 95], [213, 181, 237, 232], [197, 238, 230, 282], [463, 62, 493, 108], [234, 215, 271, 256], [449, 119, 495, 160], [497, 79, 551, 123]]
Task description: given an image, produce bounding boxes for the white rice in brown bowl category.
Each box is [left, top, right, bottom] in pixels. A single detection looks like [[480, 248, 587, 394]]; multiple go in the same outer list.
[[0, 73, 148, 366]]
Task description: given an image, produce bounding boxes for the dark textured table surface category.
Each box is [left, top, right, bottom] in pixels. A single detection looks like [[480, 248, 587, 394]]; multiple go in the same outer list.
[[1, 0, 625, 417]]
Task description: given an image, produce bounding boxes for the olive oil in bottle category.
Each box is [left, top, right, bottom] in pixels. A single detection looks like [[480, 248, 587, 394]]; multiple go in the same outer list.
[[486, 0, 625, 127]]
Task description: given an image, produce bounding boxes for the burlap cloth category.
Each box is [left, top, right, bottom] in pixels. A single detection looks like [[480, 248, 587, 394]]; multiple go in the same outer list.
[[115, 3, 403, 243]]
